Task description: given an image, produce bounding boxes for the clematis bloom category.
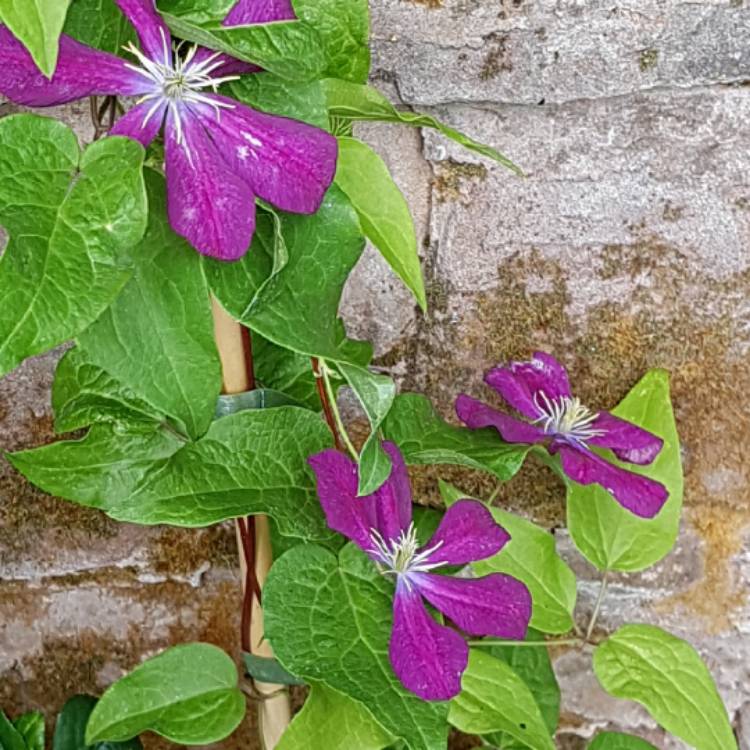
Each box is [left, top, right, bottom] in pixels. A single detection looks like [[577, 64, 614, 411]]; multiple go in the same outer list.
[[0, 0, 337, 260], [308, 442, 531, 701], [456, 352, 668, 518]]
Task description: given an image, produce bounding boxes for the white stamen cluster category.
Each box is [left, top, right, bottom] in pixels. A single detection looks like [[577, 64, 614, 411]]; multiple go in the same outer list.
[[369, 524, 445, 588], [123, 28, 238, 146], [533, 391, 606, 444]]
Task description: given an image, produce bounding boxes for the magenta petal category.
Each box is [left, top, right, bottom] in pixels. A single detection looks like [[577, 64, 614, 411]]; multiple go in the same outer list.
[[0, 28, 147, 106], [390, 582, 468, 701], [588, 411, 664, 465], [486, 351, 572, 418], [164, 111, 256, 260], [110, 100, 166, 147], [114, 0, 172, 64], [455, 394, 546, 444], [369, 442, 413, 542], [413, 573, 531, 639], [223, 0, 296, 25], [199, 95, 337, 214], [422, 500, 509, 566], [557, 444, 669, 518], [307, 449, 375, 552]]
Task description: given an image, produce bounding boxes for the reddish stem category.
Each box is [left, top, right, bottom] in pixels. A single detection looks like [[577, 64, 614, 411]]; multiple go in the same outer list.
[[311, 357, 344, 452], [241, 325, 257, 391], [237, 516, 262, 654]]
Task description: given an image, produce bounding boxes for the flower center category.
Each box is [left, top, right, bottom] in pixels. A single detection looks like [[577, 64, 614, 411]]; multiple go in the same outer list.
[[369, 524, 445, 585], [123, 29, 239, 145], [532, 391, 606, 444]]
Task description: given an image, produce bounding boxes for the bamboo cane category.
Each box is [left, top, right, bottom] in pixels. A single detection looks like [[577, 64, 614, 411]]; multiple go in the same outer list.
[[211, 298, 292, 750]]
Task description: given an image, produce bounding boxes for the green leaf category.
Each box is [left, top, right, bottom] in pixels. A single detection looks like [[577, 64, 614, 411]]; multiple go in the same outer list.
[[63, 0, 134, 53], [338, 362, 396, 495], [323, 80, 521, 173], [208, 186, 371, 367], [593, 624, 736, 750], [10, 407, 334, 541], [264, 544, 449, 750], [52, 348, 165, 434], [0, 0, 71, 76], [228, 75, 329, 128], [383, 394, 529, 481], [78, 171, 222, 440], [12, 713, 43, 750], [54, 695, 142, 750], [86, 643, 245, 745], [335, 137, 425, 311], [440, 481, 576, 634], [0, 115, 147, 379], [0, 712, 27, 750], [242, 654, 304, 686], [159, 6, 326, 83], [277, 683, 394, 750], [587, 733, 658, 750], [566, 369, 684, 572], [448, 650, 555, 750], [293, 0, 370, 82], [483, 629, 560, 749]]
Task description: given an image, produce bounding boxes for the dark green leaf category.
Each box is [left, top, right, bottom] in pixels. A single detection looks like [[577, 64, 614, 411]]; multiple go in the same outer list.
[[587, 733, 658, 750], [52, 348, 165, 434], [277, 683, 393, 750], [440, 481, 576, 635], [0, 0, 72, 76], [323, 80, 521, 173], [448, 650, 554, 750], [159, 6, 326, 83], [253, 335, 324, 411], [383, 394, 529, 481], [593, 625, 736, 750], [12, 713, 43, 750], [0, 116, 147, 378], [0, 712, 27, 750], [242, 653, 304, 686], [567, 369, 683, 572], [54, 695, 142, 750], [335, 137, 425, 310], [208, 186, 371, 367], [293, 0, 370, 82], [86, 644, 245, 745], [10, 407, 334, 541], [78, 171, 222, 441], [264, 544, 449, 750], [228, 75, 329, 128], [338, 362, 396, 495], [63, 0, 134, 53], [484, 629, 560, 749]]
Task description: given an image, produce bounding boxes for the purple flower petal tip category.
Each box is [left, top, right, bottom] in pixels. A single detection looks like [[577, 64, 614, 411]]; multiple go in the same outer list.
[[558, 444, 669, 518], [223, 0, 297, 25], [424, 499, 510, 566], [456, 394, 546, 444], [390, 584, 468, 701]]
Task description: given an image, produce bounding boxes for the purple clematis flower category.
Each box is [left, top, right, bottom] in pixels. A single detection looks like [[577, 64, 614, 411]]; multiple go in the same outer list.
[[0, 0, 337, 260], [308, 441, 531, 701], [456, 352, 668, 519]]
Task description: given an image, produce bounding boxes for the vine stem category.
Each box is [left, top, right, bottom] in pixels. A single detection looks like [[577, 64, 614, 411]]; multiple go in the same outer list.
[[311, 357, 344, 452], [586, 570, 610, 642], [316, 358, 359, 460], [211, 298, 290, 750]]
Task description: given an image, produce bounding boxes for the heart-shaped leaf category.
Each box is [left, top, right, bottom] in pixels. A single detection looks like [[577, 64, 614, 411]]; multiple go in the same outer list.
[[86, 644, 244, 745], [0, 115, 147, 378]]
